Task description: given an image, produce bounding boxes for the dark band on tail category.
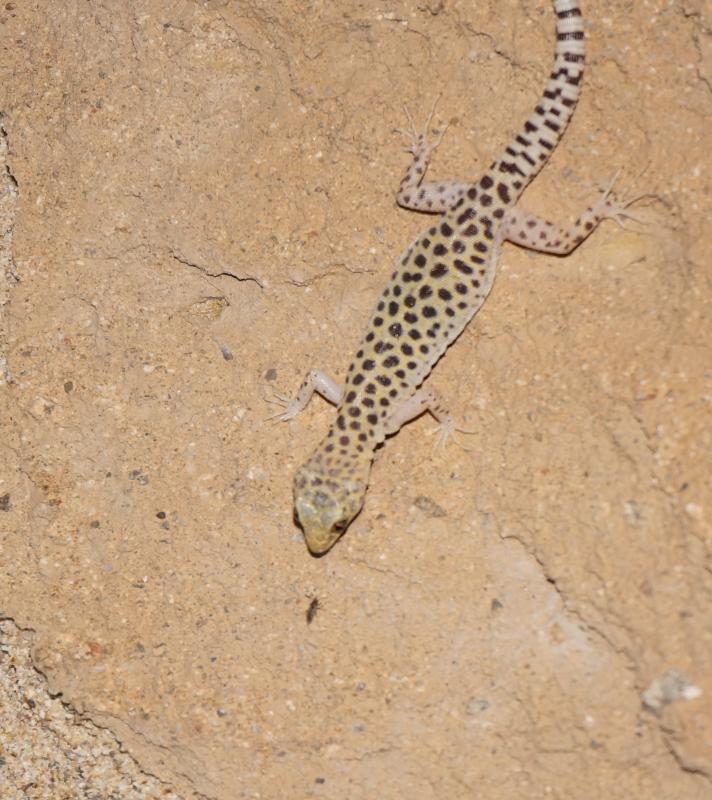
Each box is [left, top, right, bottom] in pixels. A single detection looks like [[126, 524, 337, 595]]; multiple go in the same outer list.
[[492, 1, 586, 200]]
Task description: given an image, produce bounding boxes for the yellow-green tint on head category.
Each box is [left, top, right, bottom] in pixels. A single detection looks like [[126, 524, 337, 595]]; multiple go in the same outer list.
[[293, 462, 369, 555]]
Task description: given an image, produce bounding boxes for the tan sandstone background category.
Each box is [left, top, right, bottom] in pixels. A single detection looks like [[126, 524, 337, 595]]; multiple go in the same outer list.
[[1, 1, 710, 798]]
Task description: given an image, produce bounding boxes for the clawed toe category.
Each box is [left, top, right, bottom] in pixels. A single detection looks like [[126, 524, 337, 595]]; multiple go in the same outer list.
[[427, 422, 477, 452], [601, 199, 649, 230], [264, 391, 299, 423], [451, 427, 477, 452], [265, 407, 293, 423], [394, 97, 448, 157], [592, 169, 650, 230], [610, 208, 648, 230], [265, 392, 291, 406]]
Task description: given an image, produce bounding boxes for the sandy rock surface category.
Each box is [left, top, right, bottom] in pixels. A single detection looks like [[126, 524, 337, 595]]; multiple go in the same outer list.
[[1, 1, 710, 798]]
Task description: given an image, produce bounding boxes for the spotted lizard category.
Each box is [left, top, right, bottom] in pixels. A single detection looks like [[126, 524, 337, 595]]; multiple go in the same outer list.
[[272, 0, 636, 554]]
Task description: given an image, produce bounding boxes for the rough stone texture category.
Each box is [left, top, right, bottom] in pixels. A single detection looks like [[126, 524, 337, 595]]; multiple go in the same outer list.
[[0, 619, 181, 800], [1, 1, 710, 798]]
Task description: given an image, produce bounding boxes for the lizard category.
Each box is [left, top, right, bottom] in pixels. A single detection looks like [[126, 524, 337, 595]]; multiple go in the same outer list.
[[271, 0, 638, 555]]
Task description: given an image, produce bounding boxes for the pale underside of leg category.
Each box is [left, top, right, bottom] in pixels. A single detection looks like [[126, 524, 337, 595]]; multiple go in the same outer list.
[[267, 369, 341, 421], [384, 386, 475, 450]]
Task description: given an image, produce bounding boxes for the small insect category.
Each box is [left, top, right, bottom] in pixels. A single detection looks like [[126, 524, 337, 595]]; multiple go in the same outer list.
[[306, 597, 320, 625], [213, 337, 234, 361]]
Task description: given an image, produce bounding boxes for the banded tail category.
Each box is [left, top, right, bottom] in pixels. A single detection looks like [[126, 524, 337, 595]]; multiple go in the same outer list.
[[494, 0, 586, 199]]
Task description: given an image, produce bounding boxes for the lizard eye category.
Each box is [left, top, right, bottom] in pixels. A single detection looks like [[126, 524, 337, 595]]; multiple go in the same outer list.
[[332, 520, 348, 534]]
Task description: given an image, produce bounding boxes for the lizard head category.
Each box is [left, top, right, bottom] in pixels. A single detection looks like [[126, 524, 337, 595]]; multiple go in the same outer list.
[[293, 454, 371, 555]]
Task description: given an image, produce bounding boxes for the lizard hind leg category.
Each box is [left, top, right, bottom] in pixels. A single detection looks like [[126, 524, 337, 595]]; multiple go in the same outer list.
[[394, 99, 470, 213], [502, 169, 650, 256]]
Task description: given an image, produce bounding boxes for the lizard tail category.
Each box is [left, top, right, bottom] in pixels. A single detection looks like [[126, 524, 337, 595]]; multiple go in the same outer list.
[[493, 0, 586, 200]]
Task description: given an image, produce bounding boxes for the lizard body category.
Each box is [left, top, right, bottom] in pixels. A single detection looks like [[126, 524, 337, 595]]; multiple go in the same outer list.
[[274, 0, 633, 554]]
